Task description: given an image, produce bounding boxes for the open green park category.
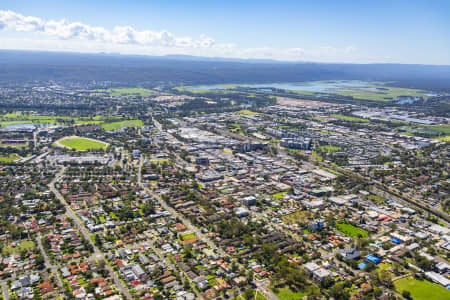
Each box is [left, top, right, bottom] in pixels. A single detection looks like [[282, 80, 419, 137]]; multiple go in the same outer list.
[[320, 145, 341, 152], [337, 223, 369, 238], [55, 136, 109, 151], [396, 124, 450, 140], [94, 87, 155, 97], [238, 109, 260, 116], [149, 158, 169, 164], [0, 113, 103, 128], [2, 240, 35, 255], [281, 210, 312, 225], [335, 86, 430, 102], [394, 276, 450, 300], [0, 153, 21, 163], [331, 114, 369, 122], [101, 119, 143, 130], [0, 142, 28, 149], [176, 81, 438, 102], [237, 290, 267, 300], [0, 113, 143, 132], [180, 233, 197, 241], [175, 84, 238, 93], [271, 191, 287, 199], [272, 286, 307, 300], [369, 194, 387, 204]]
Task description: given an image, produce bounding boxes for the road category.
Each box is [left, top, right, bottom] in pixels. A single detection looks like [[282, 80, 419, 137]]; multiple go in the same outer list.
[[1, 281, 9, 300], [49, 167, 132, 300], [139, 158, 279, 300], [254, 278, 280, 300], [317, 160, 450, 224], [126, 240, 204, 300], [138, 157, 227, 258], [33, 129, 38, 150], [147, 120, 280, 299], [36, 233, 63, 288]]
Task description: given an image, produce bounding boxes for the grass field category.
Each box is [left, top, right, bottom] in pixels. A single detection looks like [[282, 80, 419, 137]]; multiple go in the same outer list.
[[223, 148, 233, 154], [337, 223, 369, 238], [238, 109, 260, 116], [396, 124, 450, 141], [0, 113, 146, 132], [149, 158, 169, 164], [0, 113, 107, 128], [422, 124, 450, 135], [377, 262, 393, 278], [95, 88, 155, 97], [175, 84, 238, 93], [0, 153, 21, 163], [281, 210, 312, 225], [272, 191, 287, 199], [330, 85, 431, 102], [0, 142, 28, 149], [312, 151, 323, 162], [272, 287, 307, 300], [320, 130, 333, 134], [369, 194, 386, 204], [229, 123, 244, 135], [394, 276, 450, 300], [308, 116, 327, 122], [320, 145, 341, 152], [331, 114, 369, 122], [237, 291, 267, 300], [181, 233, 196, 241], [436, 136, 450, 142], [56, 136, 108, 151], [2, 240, 35, 255], [176, 81, 437, 102], [102, 119, 143, 130]]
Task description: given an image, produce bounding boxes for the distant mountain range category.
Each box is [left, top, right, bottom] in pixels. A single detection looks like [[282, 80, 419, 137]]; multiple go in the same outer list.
[[0, 49, 449, 91]]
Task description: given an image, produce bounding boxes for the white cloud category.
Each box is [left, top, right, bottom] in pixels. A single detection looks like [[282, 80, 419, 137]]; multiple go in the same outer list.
[[0, 10, 217, 48], [0, 9, 373, 62]]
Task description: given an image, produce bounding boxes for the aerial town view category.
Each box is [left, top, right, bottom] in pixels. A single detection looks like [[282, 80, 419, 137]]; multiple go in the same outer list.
[[0, 1, 449, 300]]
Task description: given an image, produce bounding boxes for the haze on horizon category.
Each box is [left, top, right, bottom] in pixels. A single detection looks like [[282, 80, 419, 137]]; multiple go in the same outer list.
[[0, 0, 449, 65]]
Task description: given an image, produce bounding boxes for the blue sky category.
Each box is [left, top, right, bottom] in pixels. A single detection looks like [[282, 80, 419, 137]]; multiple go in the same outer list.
[[0, 0, 449, 64]]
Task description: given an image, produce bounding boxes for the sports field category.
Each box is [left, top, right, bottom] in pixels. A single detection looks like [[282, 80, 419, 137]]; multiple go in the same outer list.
[[0, 153, 21, 163], [102, 119, 143, 130], [0, 113, 106, 128], [55, 136, 108, 151], [394, 276, 450, 300]]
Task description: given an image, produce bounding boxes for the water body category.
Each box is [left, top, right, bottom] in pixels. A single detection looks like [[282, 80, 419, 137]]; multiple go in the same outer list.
[[189, 85, 226, 90], [6, 123, 55, 129], [395, 97, 421, 105], [188, 80, 374, 93]]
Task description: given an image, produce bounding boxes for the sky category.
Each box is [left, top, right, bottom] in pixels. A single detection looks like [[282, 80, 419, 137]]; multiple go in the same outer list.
[[0, 0, 449, 64]]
